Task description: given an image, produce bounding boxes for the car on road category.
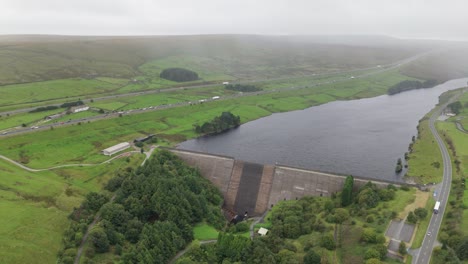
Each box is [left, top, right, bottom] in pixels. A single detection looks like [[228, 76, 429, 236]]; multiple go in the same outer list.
[[427, 232, 431, 236]]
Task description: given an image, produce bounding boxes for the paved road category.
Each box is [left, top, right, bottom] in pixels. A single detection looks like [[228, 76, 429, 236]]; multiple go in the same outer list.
[[0, 151, 140, 172], [413, 95, 459, 264], [0, 52, 429, 138]]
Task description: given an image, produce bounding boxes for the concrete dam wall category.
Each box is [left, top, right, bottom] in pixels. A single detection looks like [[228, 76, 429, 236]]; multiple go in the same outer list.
[[170, 148, 397, 216]]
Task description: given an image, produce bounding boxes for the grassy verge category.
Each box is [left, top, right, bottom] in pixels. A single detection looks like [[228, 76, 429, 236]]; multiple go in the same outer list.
[[0, 78, 127, 107], [406, 117, 443, 184]]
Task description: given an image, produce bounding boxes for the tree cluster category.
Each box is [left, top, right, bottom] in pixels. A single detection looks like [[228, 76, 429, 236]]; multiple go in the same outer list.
[[356, 182, 396, 209], [194, 111, 241, 134], [29, 100, 85, 113], [341, 176, 354, 206], [387, 79, 438, 95], [159, 68, 199, 82], [58, 150, 225, 264], [60, 100, 84, 108], [225, 84, 262, 92], [395, 158, 403, 173], [29, 105, 60, 113], [448, 101, 463, 115]]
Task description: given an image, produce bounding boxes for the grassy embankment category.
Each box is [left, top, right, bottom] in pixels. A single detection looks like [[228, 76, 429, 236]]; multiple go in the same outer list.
[[0, 155, 144, 264]]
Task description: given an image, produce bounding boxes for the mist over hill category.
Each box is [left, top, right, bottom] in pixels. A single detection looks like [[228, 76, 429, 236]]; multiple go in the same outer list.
[[0, 34, 420, 85]]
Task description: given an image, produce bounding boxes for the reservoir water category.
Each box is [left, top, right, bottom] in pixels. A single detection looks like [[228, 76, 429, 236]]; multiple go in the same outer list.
[[178, 78, 468, 182]]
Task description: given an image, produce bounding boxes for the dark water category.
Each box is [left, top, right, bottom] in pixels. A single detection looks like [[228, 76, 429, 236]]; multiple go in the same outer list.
[[178, 78, 468, 182]]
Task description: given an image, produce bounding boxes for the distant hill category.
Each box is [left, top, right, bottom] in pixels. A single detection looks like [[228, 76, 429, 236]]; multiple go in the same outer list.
[[0, 34, 423, 85], [400, 47, 468, 82]]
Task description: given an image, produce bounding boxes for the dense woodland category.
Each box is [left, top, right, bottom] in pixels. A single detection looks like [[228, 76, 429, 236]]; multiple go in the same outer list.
[[447, 101, 465, 115], [179, 181, 407, 264], [194, 111, 241, 134], [58, 150, 224, 264], [224, 84, 262, 92], [160, 68, 199, 82], [387, 79, 438, 95]]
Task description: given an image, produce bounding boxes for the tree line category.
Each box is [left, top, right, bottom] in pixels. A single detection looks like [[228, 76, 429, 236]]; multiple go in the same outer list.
[[160, 68, 199, 82], [194, 111, 241, 134], [387, 79, 438, 95], [225, 84, 262, 92], [58, 150, 225, 264], [29, 100, 84, 113]]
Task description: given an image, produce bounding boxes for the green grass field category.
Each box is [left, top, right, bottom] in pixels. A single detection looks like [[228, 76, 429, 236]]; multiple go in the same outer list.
[[406, 117, 444, 184], [0, 154, 144, 264], [0, 78, 127, 107], [193, 223, 220, 241], [0, 108, 64, 130], [139, 55, 236, 82]]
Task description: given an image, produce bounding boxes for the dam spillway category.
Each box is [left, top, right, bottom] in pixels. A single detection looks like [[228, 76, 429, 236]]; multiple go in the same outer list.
[[169, 148, 400, 216]]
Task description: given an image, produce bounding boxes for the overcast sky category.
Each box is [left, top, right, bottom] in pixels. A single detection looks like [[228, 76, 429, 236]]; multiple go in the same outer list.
[[1, 0, 467, 40]]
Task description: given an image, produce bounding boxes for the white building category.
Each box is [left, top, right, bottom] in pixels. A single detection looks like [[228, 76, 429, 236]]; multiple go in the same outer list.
[[71, 105, 90, 113], [212, 96, 220, 100], [258, 227, 269, 236], [222, 81, 229, 85], [101, 142, 131, 156]]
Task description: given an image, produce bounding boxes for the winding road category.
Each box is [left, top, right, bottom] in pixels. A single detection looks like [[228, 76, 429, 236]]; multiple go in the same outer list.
[[0, 151, 140, 172], [412, 92, 463, 264]]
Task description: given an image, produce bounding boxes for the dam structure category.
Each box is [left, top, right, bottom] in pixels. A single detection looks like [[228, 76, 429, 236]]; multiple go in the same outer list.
[[169, 148, 401, 216]]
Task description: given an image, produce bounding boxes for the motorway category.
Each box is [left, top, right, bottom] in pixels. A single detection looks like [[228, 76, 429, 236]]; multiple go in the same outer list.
[[413, 92, 464, 263], [0, 52, 429, 137], [0, 51, 429, 117]]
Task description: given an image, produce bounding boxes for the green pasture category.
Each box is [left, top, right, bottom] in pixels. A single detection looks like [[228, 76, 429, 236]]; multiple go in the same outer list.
[[139, 55, 236, 82], [0, 108, 63, 130], [0, 78, 126, 107], [193, 223, 220, 241]]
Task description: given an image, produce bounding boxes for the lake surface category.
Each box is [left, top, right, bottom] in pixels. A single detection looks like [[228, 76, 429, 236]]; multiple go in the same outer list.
[[178, 78, 468, 182]]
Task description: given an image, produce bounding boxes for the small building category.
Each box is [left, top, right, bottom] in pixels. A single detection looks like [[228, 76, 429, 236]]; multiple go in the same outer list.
[[212, 96, 220, 100], [45, 113, 63, 120], [71, 105, 89, 113], [222, 81, 229, 85], [258, 227, 269, 236], [101, 142, 131, 156], [134, 134, 155, 144]]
